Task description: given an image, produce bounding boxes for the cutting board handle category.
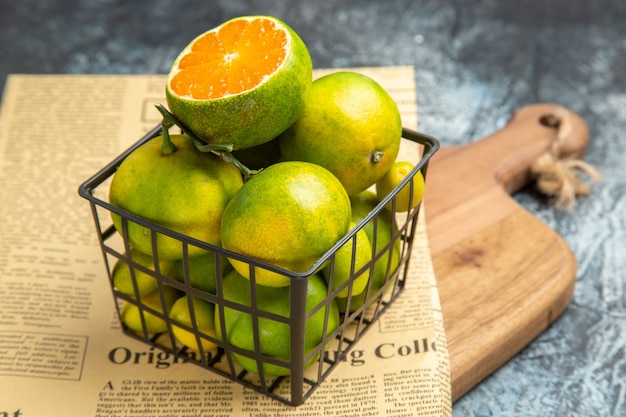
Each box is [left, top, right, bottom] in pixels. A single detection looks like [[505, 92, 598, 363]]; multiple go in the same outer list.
[[424, 103, 590, 256], [431, 103, 589, 195], [490, 103, 589, 194]]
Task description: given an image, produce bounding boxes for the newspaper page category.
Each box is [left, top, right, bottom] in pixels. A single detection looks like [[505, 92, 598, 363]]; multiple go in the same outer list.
[[0, 66, 451, 417]]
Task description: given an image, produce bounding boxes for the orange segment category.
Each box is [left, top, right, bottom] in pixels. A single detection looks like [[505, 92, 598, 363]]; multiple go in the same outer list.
[[170, 17, 288, 99]]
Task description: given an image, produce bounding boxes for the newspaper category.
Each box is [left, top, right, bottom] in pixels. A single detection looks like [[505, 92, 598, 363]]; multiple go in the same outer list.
[[0, 66, 451, 416]]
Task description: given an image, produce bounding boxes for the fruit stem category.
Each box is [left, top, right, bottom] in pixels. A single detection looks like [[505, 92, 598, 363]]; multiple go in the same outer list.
[[160, 118, 177, 155], [213, 151, 261, 181], [371, 150, 384, 164], [154, 104, 259, 179]]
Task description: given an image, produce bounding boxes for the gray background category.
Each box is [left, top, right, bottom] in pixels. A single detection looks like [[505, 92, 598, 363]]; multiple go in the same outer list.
[[2, 1, 624, 416]]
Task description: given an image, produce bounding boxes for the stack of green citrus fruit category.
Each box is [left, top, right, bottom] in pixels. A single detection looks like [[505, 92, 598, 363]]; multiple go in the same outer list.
[[107, 15, 425, 377]]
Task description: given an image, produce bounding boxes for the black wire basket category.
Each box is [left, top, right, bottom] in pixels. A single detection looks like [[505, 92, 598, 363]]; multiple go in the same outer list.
[[78, 126, 439, 406]]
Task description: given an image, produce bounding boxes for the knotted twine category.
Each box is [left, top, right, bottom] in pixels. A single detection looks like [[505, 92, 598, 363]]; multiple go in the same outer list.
[[530, 107, 602, 210]]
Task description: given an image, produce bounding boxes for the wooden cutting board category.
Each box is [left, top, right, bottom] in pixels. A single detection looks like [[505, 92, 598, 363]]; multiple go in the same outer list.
[[423, 103, 589, 402]]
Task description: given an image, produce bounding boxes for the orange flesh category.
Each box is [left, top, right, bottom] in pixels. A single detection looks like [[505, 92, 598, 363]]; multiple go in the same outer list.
[[169, 18, 288, 99]]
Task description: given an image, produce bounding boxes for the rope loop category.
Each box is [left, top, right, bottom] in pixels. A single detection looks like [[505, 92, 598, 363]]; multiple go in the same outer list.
[[530, 108, 601, 210]]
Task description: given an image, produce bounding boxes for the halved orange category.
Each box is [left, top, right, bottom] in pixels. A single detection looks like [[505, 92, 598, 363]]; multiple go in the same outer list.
[[166, 16, 312, 150]]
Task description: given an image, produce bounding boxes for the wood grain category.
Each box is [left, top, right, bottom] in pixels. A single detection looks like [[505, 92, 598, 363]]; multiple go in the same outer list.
[[423, 104, 589, 401]]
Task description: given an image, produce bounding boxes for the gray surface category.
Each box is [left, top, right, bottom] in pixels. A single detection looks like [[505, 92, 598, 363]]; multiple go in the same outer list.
[[2, 1, 625, 415]]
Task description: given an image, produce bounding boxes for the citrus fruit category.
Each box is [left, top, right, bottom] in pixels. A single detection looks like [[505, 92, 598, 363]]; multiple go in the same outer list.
[[109, 134, 244, 260], [173, 250, 232, 294], [376, 161, 425, 213], [120, 285, 180, 334], [112, 249, 175, 297], [214, 269, 339, 376], [220, 161, 352, 287], [323, 222, 372, 298], [169, 296, 217, 351], [279, 71, 402, 195], [165, 15, 312, 150], [337, 191, 401, 312]]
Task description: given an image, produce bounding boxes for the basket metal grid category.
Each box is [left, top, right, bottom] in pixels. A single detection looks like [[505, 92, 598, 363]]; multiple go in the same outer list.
[[78, 126, 439, 406]]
